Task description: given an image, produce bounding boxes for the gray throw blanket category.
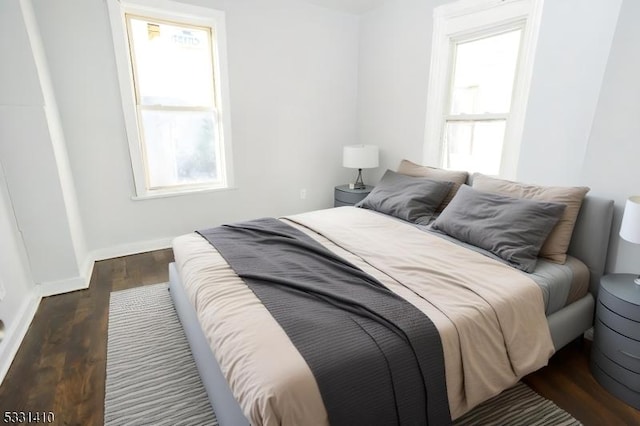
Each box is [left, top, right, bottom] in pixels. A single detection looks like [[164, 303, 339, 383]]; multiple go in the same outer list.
[[198, 218, 451, 426]]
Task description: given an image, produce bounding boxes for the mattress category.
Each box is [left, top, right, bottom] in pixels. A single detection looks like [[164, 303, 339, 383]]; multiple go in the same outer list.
[[173, 207, 555, 424], [426, 230, 590, 315]]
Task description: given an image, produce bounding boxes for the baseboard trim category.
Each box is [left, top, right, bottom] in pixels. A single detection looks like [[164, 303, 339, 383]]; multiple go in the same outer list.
[[38, 256, 94, 297], [90, 238, 173, 262], [0, 238, 174, 385], [38, 238, 172, 298], [0, 289, 41, 384], [39, 275, 89, 297]]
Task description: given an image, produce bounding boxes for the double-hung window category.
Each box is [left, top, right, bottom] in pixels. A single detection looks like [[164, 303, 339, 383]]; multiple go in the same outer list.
[[108, 0, 233, 198], [424, 0, 542, 178]]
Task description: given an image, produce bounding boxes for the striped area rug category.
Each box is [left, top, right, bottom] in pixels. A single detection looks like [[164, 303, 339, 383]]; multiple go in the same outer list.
[[454, 382, 581, 425], [105, 283, 216, 426], [105, 283, 581, 426]]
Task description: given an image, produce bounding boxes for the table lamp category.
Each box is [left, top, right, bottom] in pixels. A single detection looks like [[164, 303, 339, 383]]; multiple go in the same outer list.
[[343, 145, 378, 190], [620, 195, 640, 285]]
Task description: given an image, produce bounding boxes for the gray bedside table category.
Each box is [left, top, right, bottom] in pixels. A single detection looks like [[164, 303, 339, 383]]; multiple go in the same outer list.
[[591, 273, 640, 409], [334, 185, 373, 207]]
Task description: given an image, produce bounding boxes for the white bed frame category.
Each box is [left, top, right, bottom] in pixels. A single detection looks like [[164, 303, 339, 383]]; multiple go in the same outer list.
[[169, 196, 614, 426]]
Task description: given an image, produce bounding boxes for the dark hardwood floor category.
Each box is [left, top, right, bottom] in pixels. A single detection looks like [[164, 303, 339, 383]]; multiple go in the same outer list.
[[524, 339, 640, 425], [0, 249, 174, 426], [0, 248, 638, 425]]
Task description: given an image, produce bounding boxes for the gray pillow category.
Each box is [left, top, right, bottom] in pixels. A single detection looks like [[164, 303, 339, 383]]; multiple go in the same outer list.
[[356, 170, 452, 225], [431, 185, 566, 272]]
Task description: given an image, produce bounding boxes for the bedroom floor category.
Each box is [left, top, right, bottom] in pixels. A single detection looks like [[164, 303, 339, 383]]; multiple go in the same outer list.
[[0, 249, 638, 426]]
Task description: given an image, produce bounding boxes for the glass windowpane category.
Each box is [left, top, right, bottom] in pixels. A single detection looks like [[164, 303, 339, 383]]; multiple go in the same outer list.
[[139, 110, 220, 189], [450, 29, 522, 115], [444, 120, 506, 175], [128, 17, 215, 107]]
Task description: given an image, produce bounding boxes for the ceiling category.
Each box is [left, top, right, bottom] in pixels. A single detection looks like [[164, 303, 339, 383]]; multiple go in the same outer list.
[[302, 0, 387, 15]]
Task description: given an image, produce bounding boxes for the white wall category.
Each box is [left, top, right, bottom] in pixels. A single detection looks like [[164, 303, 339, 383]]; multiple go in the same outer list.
[[0, 153, 40, 384], [516, 0, 622, 186], [0, 0, 90, 381], [30, 0, 360, 255], [0, 0, 89, 294], [581, 0, 640, 274], [357, 0, 440, 183]]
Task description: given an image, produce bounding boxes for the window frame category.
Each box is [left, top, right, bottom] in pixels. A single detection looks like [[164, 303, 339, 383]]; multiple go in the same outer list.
[[423, 0, 543, 179], [107, 0, 234, 199]]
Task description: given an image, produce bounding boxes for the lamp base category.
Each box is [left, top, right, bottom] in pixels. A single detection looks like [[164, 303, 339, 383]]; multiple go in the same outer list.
[[351, 168, 366, 190]]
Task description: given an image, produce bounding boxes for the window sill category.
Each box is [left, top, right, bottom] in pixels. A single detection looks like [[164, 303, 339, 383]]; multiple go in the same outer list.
[[131, 185, 238, 201]]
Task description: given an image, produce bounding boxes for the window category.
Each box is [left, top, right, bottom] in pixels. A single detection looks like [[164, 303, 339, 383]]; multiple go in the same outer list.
[[444, 27, 522, 174], [108, 0, 233, 198], [424, 0, 543, 178]]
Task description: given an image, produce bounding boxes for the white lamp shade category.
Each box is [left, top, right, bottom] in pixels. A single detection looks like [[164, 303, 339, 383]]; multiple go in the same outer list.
[[620, 196, 640, 244], [343, 145, 379, 169]]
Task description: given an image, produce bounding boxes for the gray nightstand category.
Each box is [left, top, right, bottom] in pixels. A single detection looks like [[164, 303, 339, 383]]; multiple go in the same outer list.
[[591, 273, 640, 409], [334, 184, 373, 207]]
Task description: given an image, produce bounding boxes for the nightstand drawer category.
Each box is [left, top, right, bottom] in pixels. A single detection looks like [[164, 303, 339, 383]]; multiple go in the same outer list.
[[597, 301, 640, 340], [334, 185, 373, 207], [599, 278, 640, 322], [594, 318, 640, 372], [592, 274, 640, 408], [591, 361, 640, 409], [334, 199, 353, 207], [592, 344, 640, 392], [334, 190, 366, 205]]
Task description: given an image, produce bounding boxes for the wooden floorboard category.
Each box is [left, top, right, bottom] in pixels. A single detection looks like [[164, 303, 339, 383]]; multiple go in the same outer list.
[[1, 248, 639, 425], [524, 339, 640, 425], [0, 249, 174, 426]]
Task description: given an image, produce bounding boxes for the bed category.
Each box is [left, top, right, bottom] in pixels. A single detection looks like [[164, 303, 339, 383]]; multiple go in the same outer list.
[[169, 165, 614, 426]]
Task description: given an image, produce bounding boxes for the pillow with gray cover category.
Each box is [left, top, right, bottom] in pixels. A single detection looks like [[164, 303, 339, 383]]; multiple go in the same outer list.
[[431, 185, 566, 272], [471, 173, 589, 264], [356, 169, 452, 225]]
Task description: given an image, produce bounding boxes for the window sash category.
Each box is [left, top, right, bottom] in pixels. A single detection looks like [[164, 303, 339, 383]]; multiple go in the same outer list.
[[125, 13, 218, 110], [126, 14, 222, 192], [447, 27, 523, 117], [135, 106, 224, 191], [106, 0, 233, 198], [444, 113, 509, 122], [138, 105, 218, 113], [438, 25, 522, 174], [442, 118, 507, 174], [423, 0, 543, 179]]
